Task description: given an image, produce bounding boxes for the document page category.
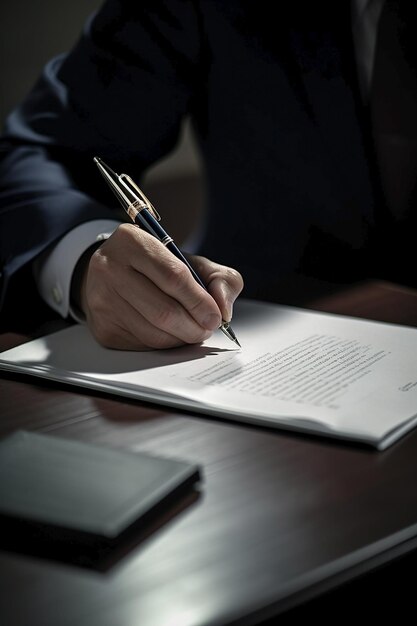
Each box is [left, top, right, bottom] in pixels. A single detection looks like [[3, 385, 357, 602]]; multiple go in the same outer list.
[[125, 302, 417, 445], [1, 299, 417, 448]]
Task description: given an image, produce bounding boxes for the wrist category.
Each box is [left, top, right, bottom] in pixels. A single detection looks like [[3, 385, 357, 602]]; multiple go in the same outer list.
[[70, 241, 102, 321]]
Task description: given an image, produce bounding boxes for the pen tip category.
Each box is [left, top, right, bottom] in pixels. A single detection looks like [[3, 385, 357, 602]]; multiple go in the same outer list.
[[93, 156, 101, 164], [220, 322, 241, 348], [226, 326, 241, 348]]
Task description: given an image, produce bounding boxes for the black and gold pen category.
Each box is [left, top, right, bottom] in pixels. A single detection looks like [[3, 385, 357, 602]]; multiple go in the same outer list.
[[94, 157, 241, 347]]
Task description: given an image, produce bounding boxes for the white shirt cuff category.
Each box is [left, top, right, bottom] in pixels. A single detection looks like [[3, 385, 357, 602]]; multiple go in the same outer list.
[[33, 220, 121, 321]]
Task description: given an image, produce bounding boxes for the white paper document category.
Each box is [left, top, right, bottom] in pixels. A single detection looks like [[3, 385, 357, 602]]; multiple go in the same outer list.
[[1, 299, 417, 449]]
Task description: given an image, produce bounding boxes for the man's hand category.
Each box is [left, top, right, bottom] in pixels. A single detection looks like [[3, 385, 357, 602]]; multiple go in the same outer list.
[[77, 223, 243, 350]]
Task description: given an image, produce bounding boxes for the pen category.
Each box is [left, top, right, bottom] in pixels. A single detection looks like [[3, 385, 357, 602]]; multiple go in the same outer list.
[[94, 157, 241, 347]]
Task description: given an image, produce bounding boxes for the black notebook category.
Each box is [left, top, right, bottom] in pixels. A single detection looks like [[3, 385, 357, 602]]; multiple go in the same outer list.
[[0, 430, 201, 541]]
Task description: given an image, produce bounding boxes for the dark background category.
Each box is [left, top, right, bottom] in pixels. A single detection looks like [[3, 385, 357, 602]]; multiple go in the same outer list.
[[0, 0, 203, 244]]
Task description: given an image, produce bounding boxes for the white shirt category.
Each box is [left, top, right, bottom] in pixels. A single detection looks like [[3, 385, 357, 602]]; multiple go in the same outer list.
[[33, 219, 120, 321], [352, 0, 384, 101], [35, 0, 384, 321]]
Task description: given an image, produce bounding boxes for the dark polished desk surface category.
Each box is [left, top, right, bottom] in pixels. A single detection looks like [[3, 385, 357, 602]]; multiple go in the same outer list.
[[1, 280, 417, 626]]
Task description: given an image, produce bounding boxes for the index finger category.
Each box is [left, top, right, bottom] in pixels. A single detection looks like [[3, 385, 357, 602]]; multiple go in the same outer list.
[[126, 227, 223, 331]]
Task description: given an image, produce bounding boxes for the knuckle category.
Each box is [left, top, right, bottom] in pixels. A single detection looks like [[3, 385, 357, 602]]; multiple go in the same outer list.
[[113, 222, 141, 250], [153, 302, 181, 331], [226, 267, 244, 290], [232, 270, 244, 293], [116, 222, 135, 238], [214, 267, 244, 294], [88, 249, 108, 277], [166, 262, 190, 291], [209, 265, 243, 292]]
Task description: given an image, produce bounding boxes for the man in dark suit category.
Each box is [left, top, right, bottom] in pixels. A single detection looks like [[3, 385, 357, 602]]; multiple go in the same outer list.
[[0, 1, 415, 347]]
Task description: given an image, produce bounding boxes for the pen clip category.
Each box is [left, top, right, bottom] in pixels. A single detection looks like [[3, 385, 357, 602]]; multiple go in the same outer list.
[[119, 174, 161, 221]]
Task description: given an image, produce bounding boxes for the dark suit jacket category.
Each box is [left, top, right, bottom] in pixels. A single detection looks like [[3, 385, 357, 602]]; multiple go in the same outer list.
[[0, 1, 415, 324]]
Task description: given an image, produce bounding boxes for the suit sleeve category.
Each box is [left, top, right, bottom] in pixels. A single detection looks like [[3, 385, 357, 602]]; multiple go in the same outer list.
[[0, 0, 203, 313]]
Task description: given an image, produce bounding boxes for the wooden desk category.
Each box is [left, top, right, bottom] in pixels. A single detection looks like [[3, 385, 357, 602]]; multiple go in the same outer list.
[[1, 280, 417, 626]]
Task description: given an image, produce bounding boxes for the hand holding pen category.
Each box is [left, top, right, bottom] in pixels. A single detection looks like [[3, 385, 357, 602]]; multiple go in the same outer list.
[[75, 157, 243, 351]]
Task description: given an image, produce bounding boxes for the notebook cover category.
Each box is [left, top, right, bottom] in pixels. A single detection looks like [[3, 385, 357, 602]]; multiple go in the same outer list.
[[0, 430, 201, 541]]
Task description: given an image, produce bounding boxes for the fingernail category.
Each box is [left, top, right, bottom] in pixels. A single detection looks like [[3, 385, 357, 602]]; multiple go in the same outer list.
[[226, 299, 234, 322], [219, 282, 235, 321]]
